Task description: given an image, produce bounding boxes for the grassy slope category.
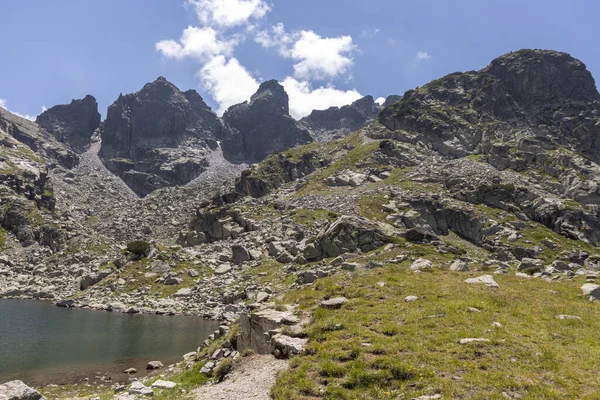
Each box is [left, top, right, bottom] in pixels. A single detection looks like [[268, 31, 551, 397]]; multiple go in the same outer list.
[[272, 264, 600, 399]]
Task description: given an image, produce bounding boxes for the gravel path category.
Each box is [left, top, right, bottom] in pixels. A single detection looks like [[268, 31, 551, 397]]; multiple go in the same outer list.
[[190, 355, 288, 400]]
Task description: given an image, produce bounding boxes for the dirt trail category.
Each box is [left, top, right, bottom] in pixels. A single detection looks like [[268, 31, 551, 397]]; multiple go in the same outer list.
[[190, 355, 288, 400]]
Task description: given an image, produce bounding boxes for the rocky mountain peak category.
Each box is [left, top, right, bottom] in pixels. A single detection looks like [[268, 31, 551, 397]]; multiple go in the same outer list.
[[223, 80, 311, 163], [483, 49, 600, 106], [248, 79, 290, 116], [36, 95, 101, 153], [99, 77, 228, 196], [378, 48, 600, 160]]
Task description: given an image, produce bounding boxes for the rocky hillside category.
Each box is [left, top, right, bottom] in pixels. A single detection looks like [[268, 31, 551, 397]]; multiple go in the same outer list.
[[2, 48, 600, 399]]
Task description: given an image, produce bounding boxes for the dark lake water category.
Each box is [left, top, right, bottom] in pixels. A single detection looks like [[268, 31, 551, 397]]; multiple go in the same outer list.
[[0, 299, 219, 386]]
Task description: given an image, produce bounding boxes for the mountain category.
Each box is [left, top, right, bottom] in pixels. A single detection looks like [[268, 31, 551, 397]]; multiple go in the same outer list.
[[2, 49, 600, 399], [298, 95, 382, 141], [98, 77, 236, 196], [35, 95, 101, 153], [223, 80, 313, 163]]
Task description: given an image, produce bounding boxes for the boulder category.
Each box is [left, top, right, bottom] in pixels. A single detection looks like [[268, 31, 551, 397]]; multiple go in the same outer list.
[[151, 380, 176, 390], [146, 360, 164, 370], [465, 275, 500, 288], [129, 381, 153, 396], [581, 283, 600, 299], [232, 244, 251, 265], [320, 297, 348, 309], [237, 308, 299, 355], [410, 258, 433, 271], [0, 380, 46, 400], [309, 215, 392, 260]]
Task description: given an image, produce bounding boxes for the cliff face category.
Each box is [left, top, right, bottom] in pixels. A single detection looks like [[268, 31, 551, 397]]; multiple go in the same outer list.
[[99, 77, 236, 196], [36, 95, 101, 153], [222, 80, 313, 163]]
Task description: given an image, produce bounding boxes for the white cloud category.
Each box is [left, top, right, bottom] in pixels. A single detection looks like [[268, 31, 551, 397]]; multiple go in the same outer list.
[[416, 51, 431, 61], [0, 98, 36, 120], [156, 26, 238, 61], [375, 97, 385, 105], [187, 0, 270, 28], [290, 31, 356, 80], [256, 25, 357, 81], [254, 23, 294, 55], [199, 55, 259, 114], [282, 77, 362, 119]]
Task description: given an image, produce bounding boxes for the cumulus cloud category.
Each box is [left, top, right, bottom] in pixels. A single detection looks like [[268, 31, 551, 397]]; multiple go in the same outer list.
[[0, 99, 6, 109], [416, 51, 431, 61], [157, 2, 362, 118], [199, 55, 259, 114], [375, 97, 385, 105], [156, 26, 238, 61], [187, 0, 270, 28], [256, 25, 357, 81], [282, 77, 362, 119]]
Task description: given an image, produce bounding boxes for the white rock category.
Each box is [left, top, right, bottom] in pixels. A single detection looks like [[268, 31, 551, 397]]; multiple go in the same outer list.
[[129, 381, 153, 396], [465, 275, 499, 288], [404, 295, 419, 302], [0, 380, 46, 400], [459, 338, 490, 344], [410, 258, 433, 271], [151, 380, 177, 390], [581, 283, 600, 299]]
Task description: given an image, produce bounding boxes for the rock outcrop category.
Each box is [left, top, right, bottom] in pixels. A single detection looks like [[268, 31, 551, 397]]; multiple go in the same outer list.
[[36, 95, 101, 152], [99, 77, 236, 196], [223, 80, 312, 163]]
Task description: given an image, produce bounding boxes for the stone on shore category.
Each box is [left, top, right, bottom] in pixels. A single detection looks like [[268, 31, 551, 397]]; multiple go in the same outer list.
[[146, 360, 164, 369], [0, 380, 46, 400]]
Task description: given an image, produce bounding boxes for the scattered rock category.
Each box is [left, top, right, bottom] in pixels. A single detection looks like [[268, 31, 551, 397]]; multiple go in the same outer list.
[[146, 360, 164, 370], [320, 297, 348, 309], [465, 275, 500, 288]]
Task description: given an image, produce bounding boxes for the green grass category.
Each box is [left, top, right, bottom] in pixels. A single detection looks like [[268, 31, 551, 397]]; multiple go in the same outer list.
[[39, 384, 113, 400], [272, 264, 600, 399], [243, 257, 295, 287], [291, 208, 339, 227], [0, 227, 6, 248], [100, 258, 213, 298]]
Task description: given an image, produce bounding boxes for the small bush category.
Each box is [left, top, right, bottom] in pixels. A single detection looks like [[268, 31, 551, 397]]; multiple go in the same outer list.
[[126, 240, 151, 257], [213, 358, 234, 382]]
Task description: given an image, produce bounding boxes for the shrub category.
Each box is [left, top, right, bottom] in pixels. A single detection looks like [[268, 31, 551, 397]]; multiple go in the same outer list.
[[126, 240, 151, 256], [213, 358, 234, 382]]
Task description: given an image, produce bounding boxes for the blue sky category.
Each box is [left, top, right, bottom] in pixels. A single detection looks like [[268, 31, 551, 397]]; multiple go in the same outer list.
[[1, 0, 599, 120]]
